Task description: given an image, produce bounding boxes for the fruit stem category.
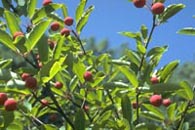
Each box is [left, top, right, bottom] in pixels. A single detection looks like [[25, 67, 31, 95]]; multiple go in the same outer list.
[[135, 15, 156, 124], [72, 30, 86, 55]]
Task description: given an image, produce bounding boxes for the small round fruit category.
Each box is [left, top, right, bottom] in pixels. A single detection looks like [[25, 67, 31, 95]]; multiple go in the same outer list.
[[132, 102, 139, 109], [162, 98, 171, 107], [21, 73, 31, 81], [150, 76, 159, 84], [149, 94, 162, 107], [13, 31, 24, 40], [83, 71, 93, 82], [48, 39, 56, 49], [43, 0, 52, 6], [60, 28, 70, 36], [4, 98, 17, 111], [50, 21, 60, 31], [64, 16, 74, 26], [83, 105, 89, 111], [0, 93, 8, 105], [41, 99, 49, 107], [133, 0, 146, 8], [49, 113, 58, 121], [54, 81, 63, 89], [25, 77, 37, 89], [151, 2, 165, 15]]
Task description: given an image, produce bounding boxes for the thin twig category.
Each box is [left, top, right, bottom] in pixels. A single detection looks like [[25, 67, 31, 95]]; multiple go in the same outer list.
[[72, 30, 86, 55]]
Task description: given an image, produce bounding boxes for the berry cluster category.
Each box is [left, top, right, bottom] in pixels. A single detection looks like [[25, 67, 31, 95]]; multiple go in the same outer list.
[[0, 93, 17, 111]]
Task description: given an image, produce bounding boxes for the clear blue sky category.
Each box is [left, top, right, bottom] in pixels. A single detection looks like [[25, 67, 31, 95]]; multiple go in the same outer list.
[[62, 0, 195, 67]]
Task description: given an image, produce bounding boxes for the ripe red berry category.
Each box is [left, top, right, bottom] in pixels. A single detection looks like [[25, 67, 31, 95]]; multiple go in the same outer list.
[[41, 99, 49, 107], [43, 0, 52, 6], [25, 77, 37, 89], [4, 98, 17, 111], [48, 39, 56, 49], [151, 2, 165, 15], [149, 94, 162, 107], [21, 73, 31, 81], [162, 98, 172, 107], [13, 31, 24, 40], [50, 21, 60, 31], [132, 102, 139, 109], [150, 76, 159, 84], [49, 113, 58, 121], [83, 105, 90, 111], [0, 93, 8, 105], [83, 71, 93, 82], [60, 28, 70, 36], [54, 81, 63, 89], [64, 16, 74, 26], [133, 0, 146, 8]]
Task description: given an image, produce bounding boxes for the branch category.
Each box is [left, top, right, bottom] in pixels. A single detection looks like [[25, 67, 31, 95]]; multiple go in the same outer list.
[[72, 30, 86, 55]]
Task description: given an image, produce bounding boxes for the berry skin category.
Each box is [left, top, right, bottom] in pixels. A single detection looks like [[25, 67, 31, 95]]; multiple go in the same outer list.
[[60, 28, 70, 36], [25, 77, 37, 89], [13, 31, 24, 40], [41, 99, 49, 107], [48, 39, 56, 49], [49, 113, 58, 121], [83, 71, 93, 82], [151, 2, 165, 15], [83, 105, 89, 111], [64, 16, 74, 26], [132, 102, 139, 109], [43, 0, 52, 6], [133, 0, 146, 8], [54, 81, 63, 89], [150, 76, 159, 84], [0, 93, 8, 105], [21, 73, 31, 81], [4, 98, 17, 111], [50, 21, 60, 31], [149, 94, 162, 107], [162, 98, 172, 107]]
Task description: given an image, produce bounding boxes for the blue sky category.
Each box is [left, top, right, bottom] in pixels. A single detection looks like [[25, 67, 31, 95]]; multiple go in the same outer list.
[[62, 0, 195, 67]]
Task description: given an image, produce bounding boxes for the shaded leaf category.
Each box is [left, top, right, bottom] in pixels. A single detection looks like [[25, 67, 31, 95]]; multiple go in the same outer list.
[[74, 109, 85, 130]]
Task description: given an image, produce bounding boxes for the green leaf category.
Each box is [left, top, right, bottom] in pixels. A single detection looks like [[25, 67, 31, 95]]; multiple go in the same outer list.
[[177, 27, 195, 36], [17, 0, 25, 6], [61, 4, 68, 17], [119, 66, 138, 87], [140, 25, 148, 40], [4, 10, 21, 35], [74, 109, 85, 130], [141, 111, 164, 122], [25, 20, 51, 52], [143, 104, 165, 120], [119, 31, 142, 41], [177, 81, 194, 100], [121, 95, 134, 130], [125, 49, 141, 67], [0, 7, 4, 17], [149, 83, 182, 93], [103, 82, 129, 89], [76, 5, 94, 34], [160, 4, 185, 23], [0, 59, 12, 69], [147, 46, 168, 57], [37, 34, 49, 62], [76, 0, 87, 23], [109, 59, 131, 66], [72, 59, 86, 83], [54, 37, 65, 59], [27, 0, 37, 18], [158, 60, 179, 82], [40, 57, 66, 83], [39, 124, 58, 130], [1, 111, 14, 129], [0, 69, 17, 81], [137, 41, 146, 54], [69, 75, 79, 91], [31, 3, 65, 24], [167, 103, 177, 121]]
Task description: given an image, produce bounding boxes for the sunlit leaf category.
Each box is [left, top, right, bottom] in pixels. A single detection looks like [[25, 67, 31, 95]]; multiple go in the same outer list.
[[177, 27, 195, 36], [76, 0, 87, 23], [27, 0, 37, 18]]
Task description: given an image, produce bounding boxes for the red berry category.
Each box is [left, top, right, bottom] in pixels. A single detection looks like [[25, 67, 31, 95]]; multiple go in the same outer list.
[[50, 21, 60, 31], [4, 98, 17, 111], [162, 98, 172, 107], [83, 105, 89, 111], [150, 76, 159, 84], [43, 0, 52, 6], [0, 93, 8, 105], [60, 28, 70, 36], [13, 31, 24, 40], [151, 2, 165, 15], [48, 39, 56, 49], [133, 0, 146, 8], [132, 102, 139, 109], [64, 16, 74, 26], [25, 77, 37, 89], [54, 81, 63, 89], [149, 94, 162, 107], [21, 73, 31, 81], [49, 113, 58, 121], [83, 71, 93, 82], [41, 99, 49, 107]]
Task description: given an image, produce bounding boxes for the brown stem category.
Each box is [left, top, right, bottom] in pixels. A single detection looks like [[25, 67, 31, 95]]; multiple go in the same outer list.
[[72, 30, 86, 55]]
